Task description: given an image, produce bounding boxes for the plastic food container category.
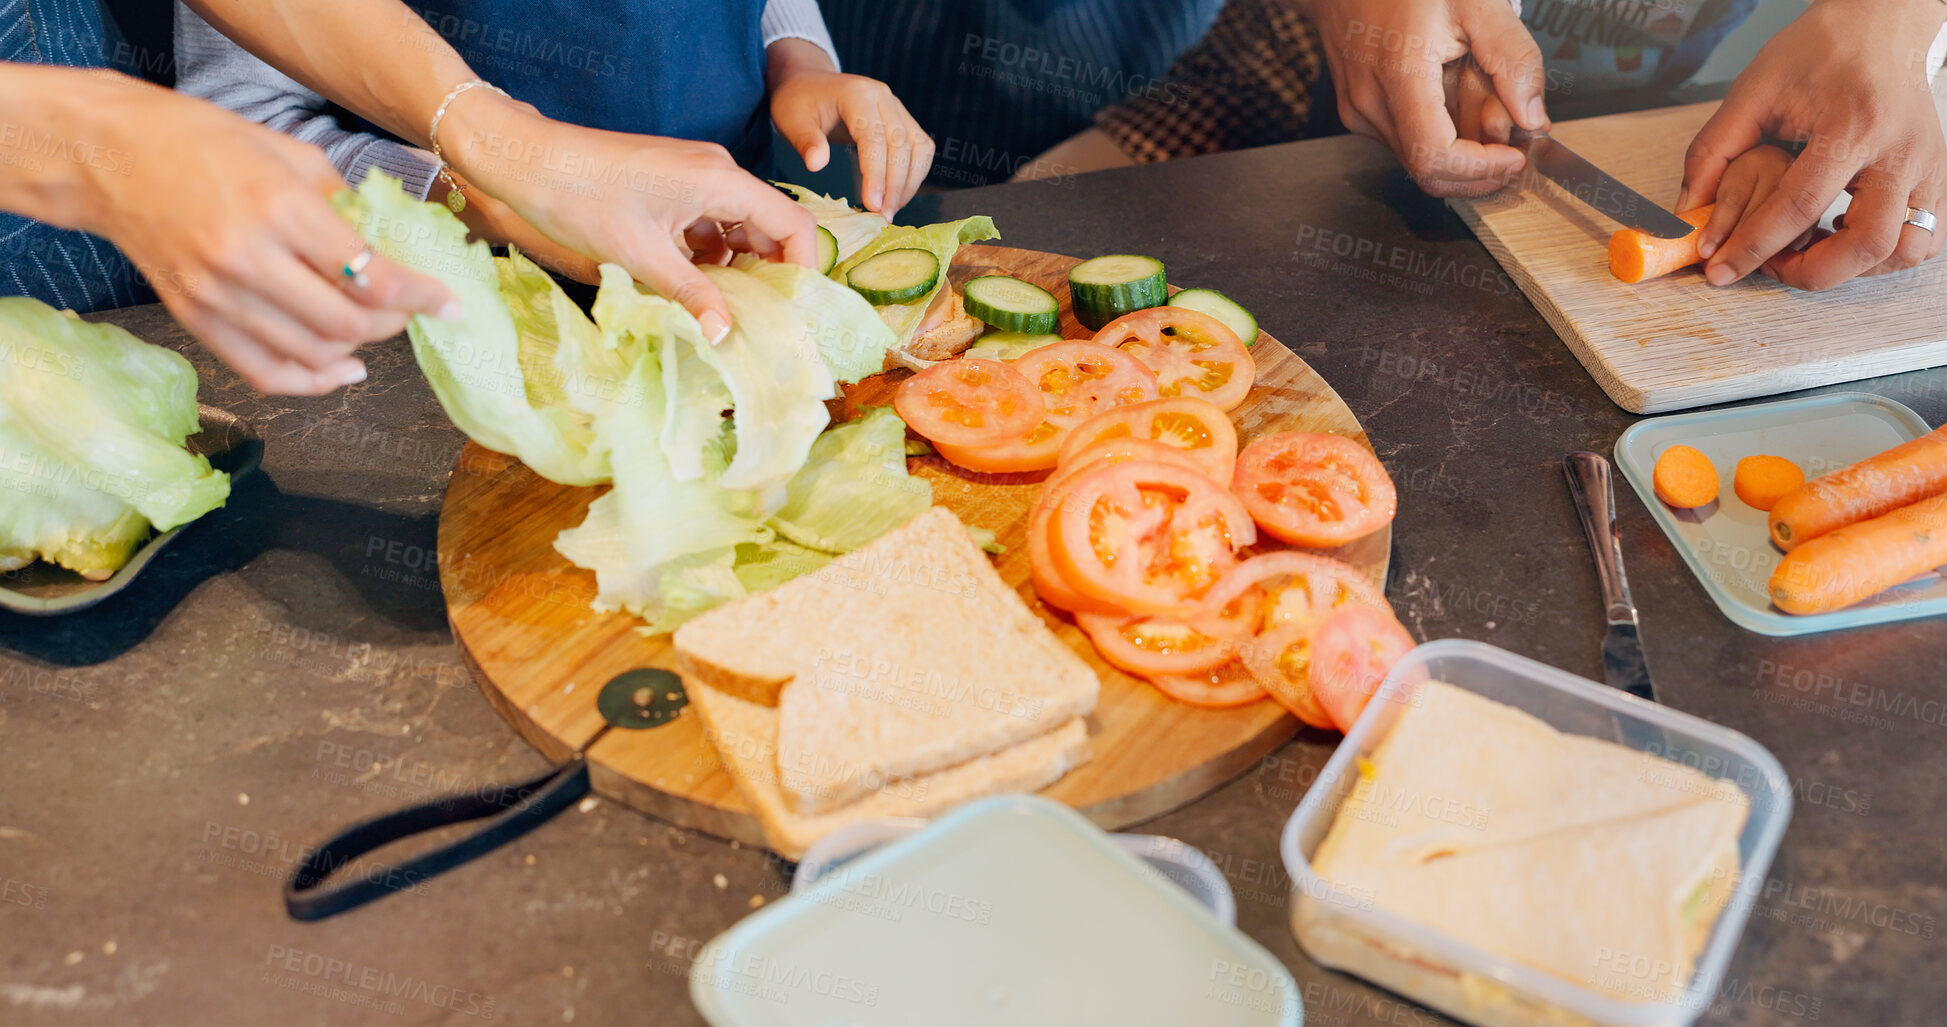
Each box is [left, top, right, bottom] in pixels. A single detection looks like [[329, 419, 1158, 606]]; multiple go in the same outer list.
[[692, 795, 1301, 1026], [791, 814, 1240, 925], [1281, 640, 1791, 1027]]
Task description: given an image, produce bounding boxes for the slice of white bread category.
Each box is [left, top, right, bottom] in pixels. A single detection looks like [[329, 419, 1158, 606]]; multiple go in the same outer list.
[[688, 680, 1091, 860], [674, 505, 1099, 814]]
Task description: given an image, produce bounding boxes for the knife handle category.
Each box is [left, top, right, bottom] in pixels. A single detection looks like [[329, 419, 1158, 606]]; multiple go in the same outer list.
[[1564, 452, 1638, 624]]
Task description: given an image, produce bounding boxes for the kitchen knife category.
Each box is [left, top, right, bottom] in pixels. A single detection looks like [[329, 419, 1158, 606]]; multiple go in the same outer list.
[[1447, 58, 1694, 239], [1512, 128, 1697, 240], [1563, 452, 1656, 703]]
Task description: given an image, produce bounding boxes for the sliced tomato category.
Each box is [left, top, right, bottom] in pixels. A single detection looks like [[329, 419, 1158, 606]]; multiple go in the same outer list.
[[933, 425, 1062, 474], [1028, 474, 1123, 614], [1048, 461, 1255, 616], [1092, 307, 1255, 411], [1074, 589, 1260, 677], [1147, 659, 1268, 708], [1058, 397, 1238, 484], [1194, 552, 1390, 728], [893, 358, 1044, 449], [1195, 551, 1387, 632], [932, 343, 1156, 473], [1310, 606, 1417, 732], [1239, 620, 1335, 728], [1232, 432, 1397, 547], [1052, 437, 1206, 489]]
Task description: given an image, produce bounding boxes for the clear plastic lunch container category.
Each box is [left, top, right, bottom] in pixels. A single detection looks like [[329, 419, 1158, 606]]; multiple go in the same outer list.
[[1280, 640, 1792, 1027], [693, 795, 1302, 1026]]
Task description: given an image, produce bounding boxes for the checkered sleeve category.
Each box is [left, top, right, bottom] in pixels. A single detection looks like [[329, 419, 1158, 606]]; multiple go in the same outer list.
[[1091, 0, 1324, 163]]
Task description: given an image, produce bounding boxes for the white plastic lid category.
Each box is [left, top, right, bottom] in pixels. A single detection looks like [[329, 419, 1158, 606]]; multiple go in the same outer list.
[[690, 795, 1302, 1026]]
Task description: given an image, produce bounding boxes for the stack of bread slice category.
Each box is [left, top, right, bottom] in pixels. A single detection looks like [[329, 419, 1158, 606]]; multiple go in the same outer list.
[[674, 506, 1099, 858]]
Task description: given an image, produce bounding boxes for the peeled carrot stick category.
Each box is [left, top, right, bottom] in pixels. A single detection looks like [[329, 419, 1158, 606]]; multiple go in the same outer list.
[[1768, 426, 1947, 550], [1609, 206, 1714, 284], [1768, 492, 1947, 615]]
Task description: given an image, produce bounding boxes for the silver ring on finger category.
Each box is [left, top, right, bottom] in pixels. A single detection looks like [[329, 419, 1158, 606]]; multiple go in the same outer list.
[[338, 248, 374, 290], [1903, 207, 1936, 234]]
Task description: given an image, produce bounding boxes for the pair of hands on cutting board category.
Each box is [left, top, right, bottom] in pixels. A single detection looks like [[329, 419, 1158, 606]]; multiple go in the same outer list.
[[1301, 0, 1947, 290]]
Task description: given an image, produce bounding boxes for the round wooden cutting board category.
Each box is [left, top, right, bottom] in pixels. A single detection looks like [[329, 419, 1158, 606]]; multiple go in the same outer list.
[[438, 245, 1391, 850]]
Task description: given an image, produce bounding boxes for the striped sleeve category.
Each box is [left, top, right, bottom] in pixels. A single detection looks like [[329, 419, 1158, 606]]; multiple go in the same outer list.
[[171, 3, 438, 198], [762, 0, 841, 72]]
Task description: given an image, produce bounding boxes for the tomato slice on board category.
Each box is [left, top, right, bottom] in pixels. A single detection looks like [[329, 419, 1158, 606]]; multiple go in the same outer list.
[[1028, 475, 1125, 614], [933, 343, 1157, 473], [1092, 307, 1255, 411], [1190, 552, 1390, 729], [1049, 460, 1256, 617], [1239, 620, 1336, 728], [1053, 437, 1207, 488], [1029, 441, 1210, 613], [1231, 432, 1397, 547], [1194, 551, 1387, 632], [1074, 589, 1261, 678], [1147, 659, 1268, 709], [893, 358, 1045, 448], [1309, 605, 1417, 732], [1058, 397, 1239, 484]]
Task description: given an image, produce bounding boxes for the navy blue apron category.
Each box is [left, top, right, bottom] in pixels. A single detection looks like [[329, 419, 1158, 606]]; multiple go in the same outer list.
[[406, 0, 773, 172], [0, 0, 153, 313]]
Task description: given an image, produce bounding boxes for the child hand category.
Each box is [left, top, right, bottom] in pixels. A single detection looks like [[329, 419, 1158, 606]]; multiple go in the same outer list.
[[767, 39, 933, 217], [1696, 143, 1796, 271]]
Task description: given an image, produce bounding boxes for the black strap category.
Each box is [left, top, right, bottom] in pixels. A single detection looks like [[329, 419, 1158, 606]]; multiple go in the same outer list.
[[285, 756, 590, 920]]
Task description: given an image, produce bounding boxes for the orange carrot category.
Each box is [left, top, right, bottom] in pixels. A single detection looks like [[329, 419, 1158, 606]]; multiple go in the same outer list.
[[1609, 206, 1714, 284], [1768, 426, 1947, 550], [1653, 444, 1719, 509], [1768, 492, 1947, 615], [1733, 455, 1805, 512]]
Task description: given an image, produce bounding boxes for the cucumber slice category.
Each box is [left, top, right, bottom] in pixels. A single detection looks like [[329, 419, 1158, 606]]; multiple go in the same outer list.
[[963, 275, 1058, 334], [964, 331, 1064, 362], [1068, 254, 1167, 330], [815, 226, 838, 275], [1168, 287, 1259, 346], [846, 248, 939, 305]]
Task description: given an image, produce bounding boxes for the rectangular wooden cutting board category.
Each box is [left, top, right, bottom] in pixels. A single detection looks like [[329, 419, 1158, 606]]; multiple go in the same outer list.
[[1449, 100, 1947, 414]]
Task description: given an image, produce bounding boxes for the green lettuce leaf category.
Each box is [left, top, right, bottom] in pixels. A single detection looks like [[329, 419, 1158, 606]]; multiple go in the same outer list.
[[0, 298, 227, 536], [694, 264, 836, 501], [734, 255, 896, 384], [338, 172, 607, 486], [832, 216, 999, 347], [776, 183, 888, 263], [770, 407, 931, 553]]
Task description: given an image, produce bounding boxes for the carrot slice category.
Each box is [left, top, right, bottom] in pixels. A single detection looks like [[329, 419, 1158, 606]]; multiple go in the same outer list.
[[1768, 492, 1947, 615], [1653, 444, 1719, 509], [1769, 426, 1947, 550], [1608, 205, 1714, 284], [1733, 455, 1805, 512]]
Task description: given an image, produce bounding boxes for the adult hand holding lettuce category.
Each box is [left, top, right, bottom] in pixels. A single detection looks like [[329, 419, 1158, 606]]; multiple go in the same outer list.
[[184, 0, 820, 344], [0, 64, 457, 395]]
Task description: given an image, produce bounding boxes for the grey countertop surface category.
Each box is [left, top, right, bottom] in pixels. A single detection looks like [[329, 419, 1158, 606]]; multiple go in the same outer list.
[[4, 130, 1945, 1027]]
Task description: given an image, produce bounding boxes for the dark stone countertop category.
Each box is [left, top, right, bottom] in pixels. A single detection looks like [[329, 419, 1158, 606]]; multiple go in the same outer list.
[[4, 131, 1944, 1027]]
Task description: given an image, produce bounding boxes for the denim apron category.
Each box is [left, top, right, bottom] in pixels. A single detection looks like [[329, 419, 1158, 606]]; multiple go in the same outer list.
[[0, 0, 152, 313], [406, 0, 772, 171]]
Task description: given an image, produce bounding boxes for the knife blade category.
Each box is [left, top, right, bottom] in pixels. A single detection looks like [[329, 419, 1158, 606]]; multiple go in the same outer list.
[[1513, 128, 1697, 240], [1563, 452, 1656, 703]]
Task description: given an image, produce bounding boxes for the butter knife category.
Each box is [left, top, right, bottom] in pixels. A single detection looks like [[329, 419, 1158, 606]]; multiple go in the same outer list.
[[1563, 452, 1656, 703], [1512, 128, 1696, 240]]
